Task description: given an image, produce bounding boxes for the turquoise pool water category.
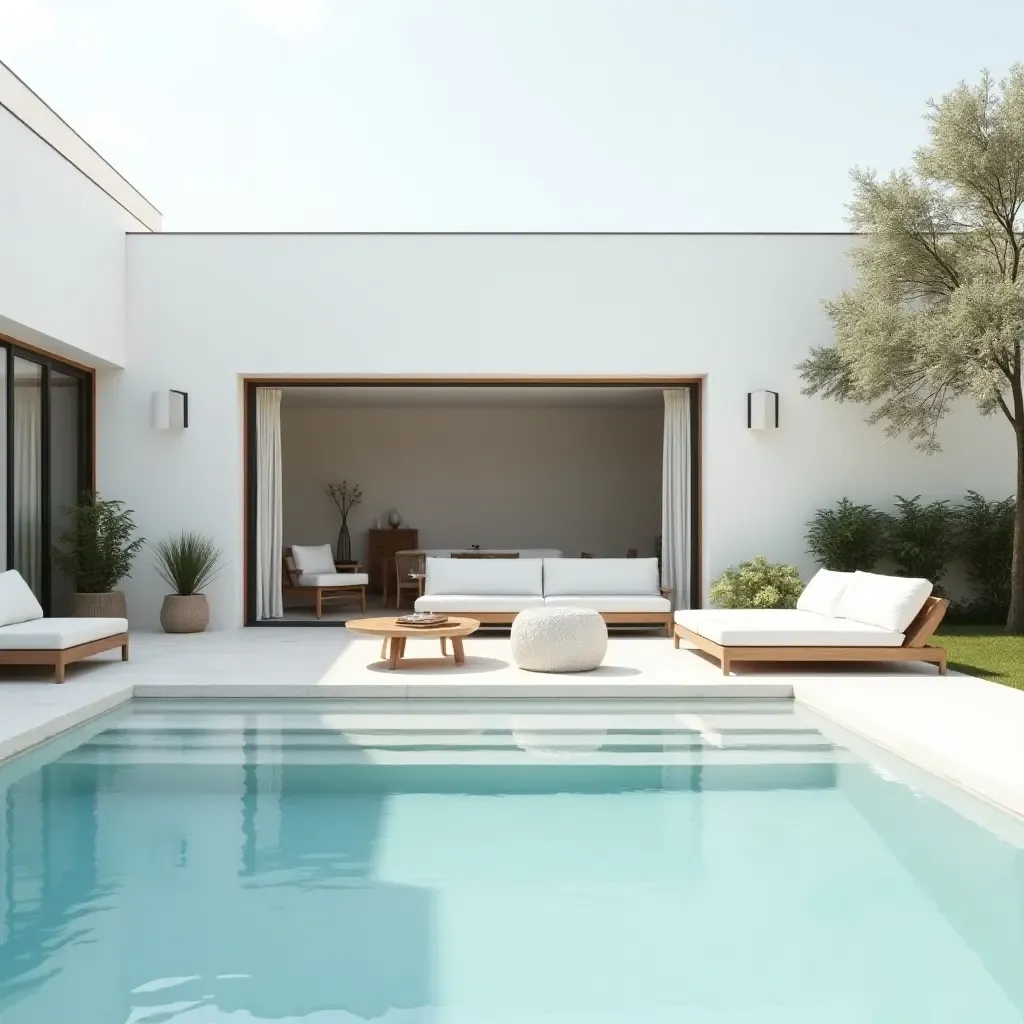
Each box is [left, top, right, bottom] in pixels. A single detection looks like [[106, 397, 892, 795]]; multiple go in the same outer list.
[[1, 698, 1022, 1023]]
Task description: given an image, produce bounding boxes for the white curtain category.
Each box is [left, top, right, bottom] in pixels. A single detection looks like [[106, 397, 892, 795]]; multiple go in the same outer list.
[[256, 388, 284, 619], [661, 389, 691, 610], [13, 381, 42, 596]]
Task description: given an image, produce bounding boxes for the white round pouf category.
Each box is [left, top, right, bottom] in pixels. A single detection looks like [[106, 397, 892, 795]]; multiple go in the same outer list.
[[511, 607, 608, 673]]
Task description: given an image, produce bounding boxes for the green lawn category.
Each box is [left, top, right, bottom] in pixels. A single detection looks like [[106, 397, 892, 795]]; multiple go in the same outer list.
[[937, 626, 1024, 690]]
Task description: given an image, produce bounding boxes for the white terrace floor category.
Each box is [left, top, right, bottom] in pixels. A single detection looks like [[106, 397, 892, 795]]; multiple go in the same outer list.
[[0, 628, 1022, 821]]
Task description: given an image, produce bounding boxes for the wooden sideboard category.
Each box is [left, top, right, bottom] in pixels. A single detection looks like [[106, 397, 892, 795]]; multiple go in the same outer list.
[[367, 528, 419, 593]]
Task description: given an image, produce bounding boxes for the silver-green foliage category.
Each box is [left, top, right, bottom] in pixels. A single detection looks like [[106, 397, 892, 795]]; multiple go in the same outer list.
[[709, 555, 804, 610], [153, 532, 224, 596]]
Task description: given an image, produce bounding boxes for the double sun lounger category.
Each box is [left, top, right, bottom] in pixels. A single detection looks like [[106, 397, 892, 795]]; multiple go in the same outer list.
[[674, 569, 948, 675]]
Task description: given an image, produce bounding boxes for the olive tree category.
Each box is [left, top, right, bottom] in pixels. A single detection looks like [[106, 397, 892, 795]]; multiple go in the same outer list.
[[799, 66, 1024, 632]]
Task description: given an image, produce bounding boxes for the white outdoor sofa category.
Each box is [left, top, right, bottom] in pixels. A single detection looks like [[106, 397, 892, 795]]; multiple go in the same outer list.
[[673, 569, 949, 675], [415, 556, 673, 633], [0, 569, 129, 683]]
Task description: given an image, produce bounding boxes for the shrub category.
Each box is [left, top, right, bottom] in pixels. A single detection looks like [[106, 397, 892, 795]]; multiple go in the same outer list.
[[806, 498, 888, 572], [951, 491, 1013, 620], [710, 555, 804, 609], [52, 493, 145, 594], [886, 495, 952, 587], [153, 532, 224, 596]]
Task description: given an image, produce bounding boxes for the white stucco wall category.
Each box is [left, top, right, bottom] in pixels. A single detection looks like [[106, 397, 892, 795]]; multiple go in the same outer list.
[[0, 63, 159, 367], [105, 233, 1015, 628]]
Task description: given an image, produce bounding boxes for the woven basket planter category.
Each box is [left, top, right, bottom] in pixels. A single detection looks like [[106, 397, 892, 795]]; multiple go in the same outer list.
[[160, 595, 210, 634], [72, 591, 127, 618]]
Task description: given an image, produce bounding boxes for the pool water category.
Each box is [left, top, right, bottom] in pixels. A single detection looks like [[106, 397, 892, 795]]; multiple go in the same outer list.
[[1, 699, 1023, 1023]]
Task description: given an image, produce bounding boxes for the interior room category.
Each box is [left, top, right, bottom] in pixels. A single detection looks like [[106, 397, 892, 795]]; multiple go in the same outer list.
[[248, 382, 696, 624]]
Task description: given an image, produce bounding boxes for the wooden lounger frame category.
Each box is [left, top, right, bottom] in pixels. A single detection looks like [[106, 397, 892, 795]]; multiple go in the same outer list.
[[0, 632, 129, 684], [673, 596, 949, 675]]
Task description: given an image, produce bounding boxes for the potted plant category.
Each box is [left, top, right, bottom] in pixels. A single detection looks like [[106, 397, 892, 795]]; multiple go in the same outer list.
[[153, 532, 224, 633], [326, 480, 362, 563], [52, 493, 145, 617]]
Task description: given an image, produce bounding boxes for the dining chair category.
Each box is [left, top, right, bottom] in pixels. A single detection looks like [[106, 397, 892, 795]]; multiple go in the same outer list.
[[395, 550, 426, 609]]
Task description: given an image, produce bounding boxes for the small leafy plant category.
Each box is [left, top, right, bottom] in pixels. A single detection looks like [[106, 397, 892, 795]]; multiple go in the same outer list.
[[886, 495, 952, 587], [806, 498, 888, 572], [52, 493, 145, 593], [710, 555, 804, 609], [153, 532, 224, 596]]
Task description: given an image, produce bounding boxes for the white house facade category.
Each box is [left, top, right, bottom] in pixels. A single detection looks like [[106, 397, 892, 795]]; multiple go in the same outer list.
[[2, 61, 1015, 630]]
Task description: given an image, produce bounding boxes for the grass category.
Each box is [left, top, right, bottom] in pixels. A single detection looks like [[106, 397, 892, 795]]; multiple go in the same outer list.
[[937, 626, 1024, 690]]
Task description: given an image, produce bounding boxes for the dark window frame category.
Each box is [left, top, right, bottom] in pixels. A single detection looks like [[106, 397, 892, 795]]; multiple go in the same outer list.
[[3, 341, 94, 614], [243, 378, 702, 626]]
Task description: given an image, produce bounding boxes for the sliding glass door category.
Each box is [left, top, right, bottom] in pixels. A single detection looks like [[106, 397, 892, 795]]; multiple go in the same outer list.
[[1, 343, 93, 614]]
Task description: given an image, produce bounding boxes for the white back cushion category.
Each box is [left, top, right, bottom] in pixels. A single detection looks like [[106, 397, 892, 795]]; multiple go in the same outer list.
[[542, 558, 660, 597], [839, 571, 933, 632], [424, 557, 544, 597], [0, 570, 44, 627], [796, 569, 852, 618], [291, 544, 335, 574]]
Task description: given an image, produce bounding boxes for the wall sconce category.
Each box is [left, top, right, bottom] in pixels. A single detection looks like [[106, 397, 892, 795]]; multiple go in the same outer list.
[[152, 389, 189, 430], [747, 390, 779, 430]]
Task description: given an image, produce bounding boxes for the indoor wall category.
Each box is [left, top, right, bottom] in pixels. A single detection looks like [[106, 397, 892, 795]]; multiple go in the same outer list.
[[280, 399, 664, 565]]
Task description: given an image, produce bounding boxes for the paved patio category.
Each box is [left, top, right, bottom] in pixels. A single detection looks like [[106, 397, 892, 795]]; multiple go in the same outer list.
[[0, 628, 1021, 822]]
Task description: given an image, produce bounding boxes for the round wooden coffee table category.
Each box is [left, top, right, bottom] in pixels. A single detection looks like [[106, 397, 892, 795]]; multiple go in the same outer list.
[[345, 616, 480, 670]]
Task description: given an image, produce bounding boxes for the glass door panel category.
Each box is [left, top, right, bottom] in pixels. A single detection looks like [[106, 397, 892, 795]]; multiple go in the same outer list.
[[11, 357, 42, 597], [49, 370, 83, 615]]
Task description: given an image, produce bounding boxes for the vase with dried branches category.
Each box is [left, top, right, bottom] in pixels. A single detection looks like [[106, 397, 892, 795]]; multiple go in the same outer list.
[[326, 481, 363, 564]]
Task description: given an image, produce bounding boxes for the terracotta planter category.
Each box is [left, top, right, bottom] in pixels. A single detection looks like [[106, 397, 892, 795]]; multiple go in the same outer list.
[[160, 594, 210, 633], [73, 591, 127, 618]]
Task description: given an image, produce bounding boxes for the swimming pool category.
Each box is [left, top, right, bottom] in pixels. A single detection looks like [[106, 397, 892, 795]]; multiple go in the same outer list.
[[1, 698, 1022, 1023]]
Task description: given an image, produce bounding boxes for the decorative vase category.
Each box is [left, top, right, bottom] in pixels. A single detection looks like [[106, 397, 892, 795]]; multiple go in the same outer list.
[[335, 522, 352, 563], [388, 509, 402, 529], [73, 591, 127, 618], [160, 594, 210, 633]]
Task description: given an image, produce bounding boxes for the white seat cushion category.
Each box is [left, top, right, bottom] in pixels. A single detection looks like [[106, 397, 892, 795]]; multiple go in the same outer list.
[[0, 617, 127, 650], [542, 558, 660, 597], [674, 609, 904, 647], [290, 544, 336, 575], [838, 571, 932, 632], [415, 594, 546, 613], [0, 569, 44, 628], [544, 596, 671, 614], [424, 557, 543, 597], [296, 573, 368, 587], [796, 569, 852, 618]]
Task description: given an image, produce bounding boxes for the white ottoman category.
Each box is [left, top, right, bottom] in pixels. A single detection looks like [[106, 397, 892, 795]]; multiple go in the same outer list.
[[511, 607, 608, 673]]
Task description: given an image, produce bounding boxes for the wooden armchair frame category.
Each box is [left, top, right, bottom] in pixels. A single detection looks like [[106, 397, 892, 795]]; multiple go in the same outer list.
[[283, 551, 367, 619], [673, 596, 949, 675]]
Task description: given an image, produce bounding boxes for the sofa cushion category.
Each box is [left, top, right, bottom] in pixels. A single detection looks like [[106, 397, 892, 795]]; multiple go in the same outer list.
[[544, 596, 671, 614], [424, 557, 543, 597], [673, 609, 904, 647], [838, 571, 932, 632], [542, 558, 660, 597], [415, 594, 546, 613], [291, 544, 335, 574], [296, 573, 368, 587], [796, 569, 852, 618], [0, 570, 44, 628], [0, 617, 127, 650]]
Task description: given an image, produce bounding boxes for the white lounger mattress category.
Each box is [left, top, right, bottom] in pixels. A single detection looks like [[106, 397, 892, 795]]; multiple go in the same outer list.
[[674, 609, 904, 647], [0, 617, 128, 650]]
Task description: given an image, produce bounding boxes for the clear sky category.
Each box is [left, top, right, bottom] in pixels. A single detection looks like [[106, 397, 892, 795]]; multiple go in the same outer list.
[[2, 0, 1023, 231]]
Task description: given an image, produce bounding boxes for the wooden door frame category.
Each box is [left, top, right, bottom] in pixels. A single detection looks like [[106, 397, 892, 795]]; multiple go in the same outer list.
[[243, 375, 703, 626]]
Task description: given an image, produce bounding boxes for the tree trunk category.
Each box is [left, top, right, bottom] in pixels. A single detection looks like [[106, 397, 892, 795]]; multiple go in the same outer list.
[[1007, 431, 1024, 634]]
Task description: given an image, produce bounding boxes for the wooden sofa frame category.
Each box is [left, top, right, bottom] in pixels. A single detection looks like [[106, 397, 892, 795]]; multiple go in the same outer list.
[[673, 596, 949, 675], [0, 632, 129, 684], [283, 553, 367, 619]]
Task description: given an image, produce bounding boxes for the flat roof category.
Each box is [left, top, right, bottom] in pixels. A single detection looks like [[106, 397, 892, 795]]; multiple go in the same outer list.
[[0, 59, 161, 232]]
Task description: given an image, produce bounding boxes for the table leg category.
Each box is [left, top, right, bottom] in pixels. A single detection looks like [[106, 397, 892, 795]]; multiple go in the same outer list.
[[380, 637, 388, 660], [388, 636, 403, 670], [440, 636, 448, 657], [452, 637, 465, 666]]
